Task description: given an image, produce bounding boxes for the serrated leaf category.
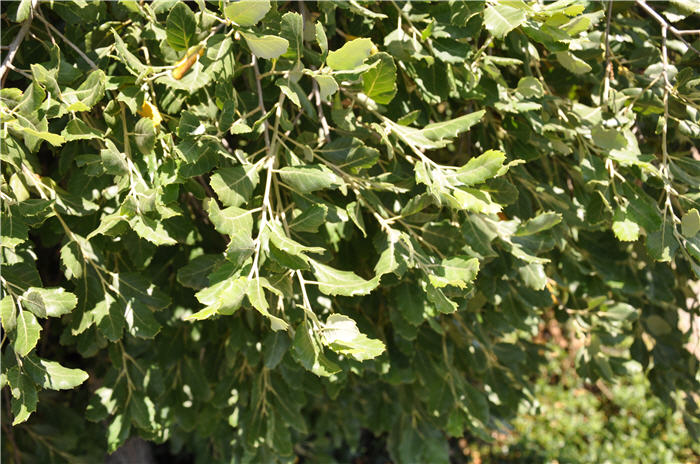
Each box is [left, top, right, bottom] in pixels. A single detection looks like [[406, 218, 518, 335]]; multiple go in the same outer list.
[[14, 310, 41, 357], [242, 33, 289, 60], [131, 215, 177, 246], [246, 278, 289, 331], [207, 200, 254, 237], [452, 150, 506, 186], [193, 276, 248, 317], [362, 52, 397, 104], [268, 220, 325, 258], [426, 256, 479, 289], [177, 255, 222, 290], [518, 263, 547, 290], [1, 295, 16, 332], [278, 165, 342, 193], [322, 314, 385, 361], [92, 293, 126, 341], [61, 118, 103, 141], [25, 357, 88, 390], [62, 70, 105, 111], [10, 373, 36, 425], [310, 261, 379, 296], [289, 204, 327, 233], [210, 165, 260, 208], [166, 3, 196, 51], [327, 38, 373, 71], [421, 110, 486, 142], [646, 221, 678, 262], [484, 3, 527, 38], [224, 0, 270, 26], [21, 287, 78, 318]]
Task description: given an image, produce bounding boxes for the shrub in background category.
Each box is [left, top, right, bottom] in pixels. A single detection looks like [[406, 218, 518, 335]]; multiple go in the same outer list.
[[1, 1, 699, 462]]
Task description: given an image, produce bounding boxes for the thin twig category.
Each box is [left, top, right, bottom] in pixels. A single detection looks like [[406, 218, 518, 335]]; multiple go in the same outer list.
[[35, 6, 98, 69], [251, 55, 270, 150], [312, 78, 331, 142], [636, 0, 700, 56], [602, 0, 614, 104], [0, 0, 39, 85]]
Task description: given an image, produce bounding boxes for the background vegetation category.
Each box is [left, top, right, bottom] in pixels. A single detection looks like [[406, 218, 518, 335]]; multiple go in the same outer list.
[[1, 1, 699, 462]]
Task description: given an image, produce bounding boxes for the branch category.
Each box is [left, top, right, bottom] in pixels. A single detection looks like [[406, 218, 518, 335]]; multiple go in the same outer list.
[[312, 78, 331, 143], [35, 6, 98, 69], [0, 0, 39, 84], [251, 55, 271, 150], [601, 0, 614, 104], [636, 0, 700, 56]]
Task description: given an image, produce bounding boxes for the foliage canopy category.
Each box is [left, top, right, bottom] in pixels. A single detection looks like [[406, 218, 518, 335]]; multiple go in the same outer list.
[[1, 0, 700, 462]]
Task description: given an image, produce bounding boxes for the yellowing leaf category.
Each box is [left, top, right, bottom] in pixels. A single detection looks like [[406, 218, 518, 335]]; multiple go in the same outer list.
[[138, 101, 162, 127]]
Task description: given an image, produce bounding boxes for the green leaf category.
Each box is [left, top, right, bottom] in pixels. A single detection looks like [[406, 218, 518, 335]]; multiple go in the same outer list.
[[224, 0, 270, 26], [612, 208, 640, 242], [10, 373, 37, 425], [681, 208, 700, 237], [15, 0, 33, 22], [21, 287, 78, 318], [193, 276, 248, 318], [92, 293, 126, 342], [242, 33, 289, 60], [1, 214, 28, 250], [327, 38, 374, 71], [101, 139, 129, 175], [131, 215, 178, 246], [314, 75, 339, 100], [420, 110, 486, 142], [310, 260, 379, 296], [646, 221, 678, 262], [289, 204, 327, 233], [166, 3, 196, 51], [278, 165, 343, 193], [621, 183, 662, 232], [281, 12, 304, 59], [210, 165, 260, 208], [315, 22, 328, 56], [177, 255, 222, 290], [263, 331, 291, 369], [362, 52, 397, 104], [1, 295, 16, 332], [452, 150, 506, 186], [14, 310, 41, 357], [516, 211, 562, 236], [292, 320, 340, 377], [246, 278, 289, 331], [134, 118, 156, 155], [207, 200, 254, 237], [516, 76, 544, 98], [426, 256, 479, 289], [518, 263, 547, 290], [322, 314, 385, 361], [556, 51, 592, 74], [268, 220, 325, 259], [61, 118, 103, 141], [25, 357, 89, 390], [62, 70, 106, 111], [484, 3, 527, 38]]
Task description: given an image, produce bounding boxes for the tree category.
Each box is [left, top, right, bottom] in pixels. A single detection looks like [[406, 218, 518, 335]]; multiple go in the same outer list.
[[1, 1, 699, 462]]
